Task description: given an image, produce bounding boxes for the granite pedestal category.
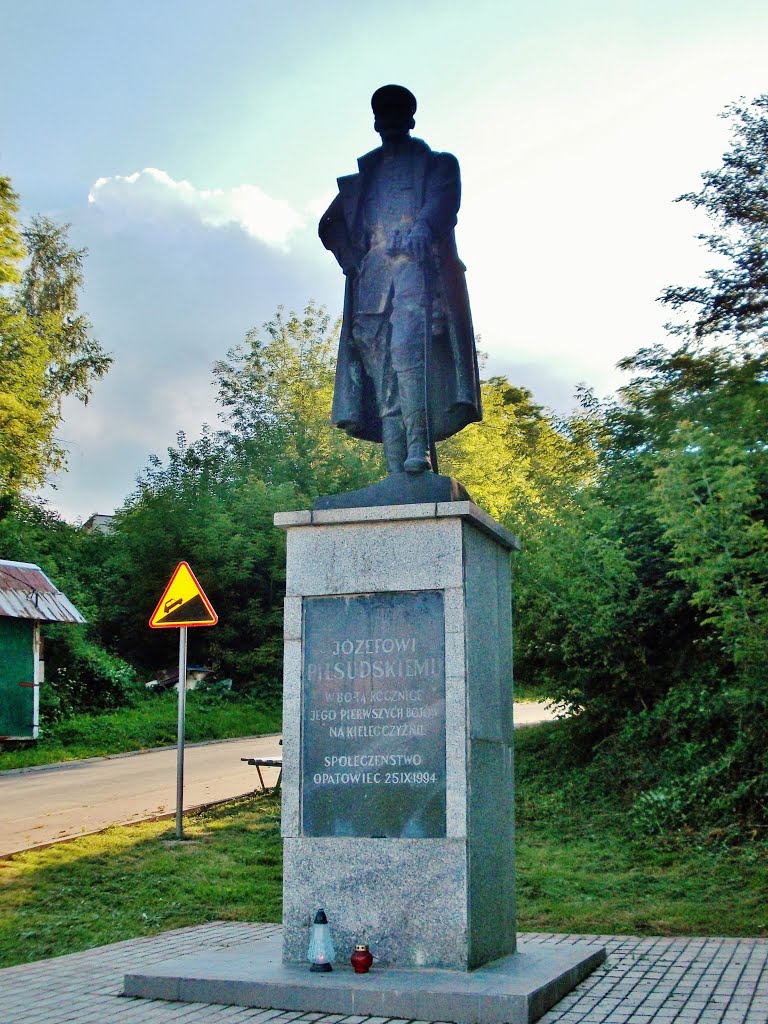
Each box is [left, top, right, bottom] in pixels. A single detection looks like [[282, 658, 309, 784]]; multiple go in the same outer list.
[[277, 501, 519, 971]]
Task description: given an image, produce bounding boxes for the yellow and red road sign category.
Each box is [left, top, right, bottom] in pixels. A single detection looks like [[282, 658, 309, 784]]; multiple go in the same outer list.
[[149, 562, 218, 628]]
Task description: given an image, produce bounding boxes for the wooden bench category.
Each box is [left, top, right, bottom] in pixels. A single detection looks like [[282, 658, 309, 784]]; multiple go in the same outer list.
[[241, 740, 282, 792]]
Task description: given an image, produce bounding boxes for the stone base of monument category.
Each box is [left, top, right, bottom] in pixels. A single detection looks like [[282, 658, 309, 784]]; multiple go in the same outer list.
[[277, 501, 521, 969], [123, 931, 606, 1024]]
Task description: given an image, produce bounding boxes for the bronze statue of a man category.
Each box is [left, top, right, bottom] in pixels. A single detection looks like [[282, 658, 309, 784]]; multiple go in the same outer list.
[[319, 85, 482, 475]]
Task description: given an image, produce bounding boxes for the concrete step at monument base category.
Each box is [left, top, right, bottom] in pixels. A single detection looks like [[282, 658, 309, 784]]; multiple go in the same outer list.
[[123, 931, 606, 1024]]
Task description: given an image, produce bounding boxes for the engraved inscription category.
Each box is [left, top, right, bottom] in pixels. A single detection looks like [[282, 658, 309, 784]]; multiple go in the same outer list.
[[302, 591, 446, 838]]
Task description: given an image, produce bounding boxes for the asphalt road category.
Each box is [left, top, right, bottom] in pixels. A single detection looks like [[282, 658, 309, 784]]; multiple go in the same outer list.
[[0, 703, 556, 858], [0, 734, 283, 858]]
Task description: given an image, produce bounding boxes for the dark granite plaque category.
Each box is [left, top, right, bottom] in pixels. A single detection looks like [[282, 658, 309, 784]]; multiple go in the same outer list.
[[302, 591, 446, 838]]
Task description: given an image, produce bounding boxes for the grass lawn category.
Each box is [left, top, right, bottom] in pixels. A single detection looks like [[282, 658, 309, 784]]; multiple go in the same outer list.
[[0, 794, 282, 968], [1, 723, 766, 969], [0, 693, 282, 772], [511, 683, 550, 703]]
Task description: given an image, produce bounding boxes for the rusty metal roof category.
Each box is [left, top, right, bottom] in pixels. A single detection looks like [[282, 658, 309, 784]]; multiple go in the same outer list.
[[0, 560, 86, 624]]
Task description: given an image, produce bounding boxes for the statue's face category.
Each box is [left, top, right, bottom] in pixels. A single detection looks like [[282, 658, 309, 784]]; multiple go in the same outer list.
[[374, 108, 414, 141]]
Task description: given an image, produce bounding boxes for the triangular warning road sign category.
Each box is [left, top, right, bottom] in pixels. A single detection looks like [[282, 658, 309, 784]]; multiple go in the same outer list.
[[149, 562, 218, 628]]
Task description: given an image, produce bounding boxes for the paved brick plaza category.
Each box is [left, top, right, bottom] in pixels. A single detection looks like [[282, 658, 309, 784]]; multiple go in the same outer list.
[[1, 924, 766, 1023]]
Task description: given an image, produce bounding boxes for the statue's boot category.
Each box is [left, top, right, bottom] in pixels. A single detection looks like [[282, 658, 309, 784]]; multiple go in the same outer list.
[[397, 369, 431, 474], [381, 417, 407, 473], [403, 412, 430, 473]]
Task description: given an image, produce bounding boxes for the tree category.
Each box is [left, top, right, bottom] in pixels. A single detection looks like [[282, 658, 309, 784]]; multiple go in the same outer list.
[[214, 302, 381, 500], [96, 429, 299, 695], [0, 300, 54, 507], [661, 94, 768, 345], [439, 377, 599, 527], [530, 96, 768, 833], [21, 217, 112, 408], [0, 185, 112, 511], [653, 420, 768, 680], [0, 177, 24, 286], [610, 91, 768, 691]]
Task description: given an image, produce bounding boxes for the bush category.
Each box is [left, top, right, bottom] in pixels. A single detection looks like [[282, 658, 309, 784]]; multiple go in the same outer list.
[[614, 678, 768, 839], [40, 626, 142, 726]]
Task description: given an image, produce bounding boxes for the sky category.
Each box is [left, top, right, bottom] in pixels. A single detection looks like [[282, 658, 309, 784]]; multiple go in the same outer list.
[[2, 0, 767, 521]]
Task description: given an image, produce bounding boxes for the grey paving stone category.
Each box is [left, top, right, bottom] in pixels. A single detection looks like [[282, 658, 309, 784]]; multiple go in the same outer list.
[[2, 926, 768, 1024]]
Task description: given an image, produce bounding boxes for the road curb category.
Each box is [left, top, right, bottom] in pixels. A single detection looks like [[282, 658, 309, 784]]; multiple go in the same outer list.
[[0, 733, 283, 776]]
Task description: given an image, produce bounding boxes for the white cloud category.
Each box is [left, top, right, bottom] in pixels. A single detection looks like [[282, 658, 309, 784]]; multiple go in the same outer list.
[[88, 167, 304, 249]]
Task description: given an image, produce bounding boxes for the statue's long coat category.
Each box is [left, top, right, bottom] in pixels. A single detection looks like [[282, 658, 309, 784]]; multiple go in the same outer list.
[[319, 137, 482, 443]]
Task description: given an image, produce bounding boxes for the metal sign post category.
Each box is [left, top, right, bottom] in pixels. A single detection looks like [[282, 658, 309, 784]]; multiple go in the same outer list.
[[149, 562, 218, 843], [176, 626, 188, 839]]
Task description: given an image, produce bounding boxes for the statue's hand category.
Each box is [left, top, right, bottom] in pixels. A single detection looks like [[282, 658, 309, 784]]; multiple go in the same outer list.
[[406, 221, 432, 260]]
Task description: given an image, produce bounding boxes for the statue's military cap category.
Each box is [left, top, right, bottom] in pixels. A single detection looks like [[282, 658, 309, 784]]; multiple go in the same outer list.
[[370, 84, 417, 118]]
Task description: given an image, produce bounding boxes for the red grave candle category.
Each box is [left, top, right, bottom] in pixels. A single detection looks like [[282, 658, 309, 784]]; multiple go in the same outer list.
[[350, 944, 374, 974]]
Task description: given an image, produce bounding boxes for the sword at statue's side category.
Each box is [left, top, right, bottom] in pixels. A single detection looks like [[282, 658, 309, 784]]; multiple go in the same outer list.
[[422, 251, 439, 475]]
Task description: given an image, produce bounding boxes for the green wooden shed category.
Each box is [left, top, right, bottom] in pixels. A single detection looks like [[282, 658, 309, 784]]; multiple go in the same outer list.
[[0, 560, 86, 741]]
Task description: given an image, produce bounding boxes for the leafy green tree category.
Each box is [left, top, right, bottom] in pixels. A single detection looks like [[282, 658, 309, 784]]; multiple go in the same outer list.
[[513, 492, 638, 713], [214, 302, 381, 499], [661, 94, 768, 345], [0, 185, 111, 513], [501, 340, 768, 831], [97, 430, 298, 696], [21, 217, 112, 408], [613, 342, 767, 680], [439, 376, 642, 718], [539, 96, 768, 833], [653, 420, 767, 680], [0, 177, 24, 285], [0, 302, 53, 507], [439, 377, 599, 526]]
